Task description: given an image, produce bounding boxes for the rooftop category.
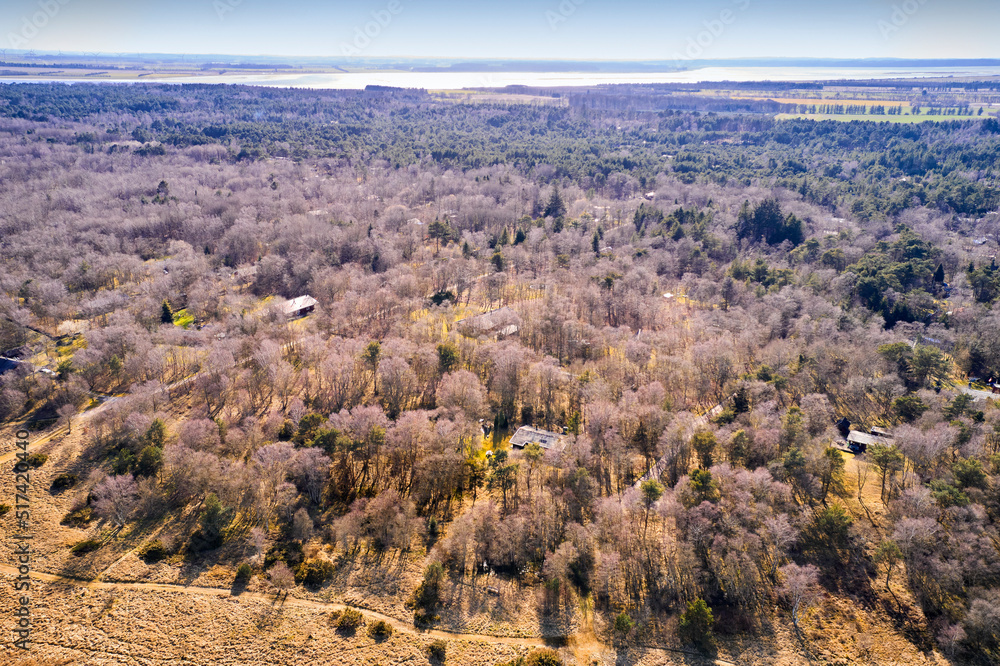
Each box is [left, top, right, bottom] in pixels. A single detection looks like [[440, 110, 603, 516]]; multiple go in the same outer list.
[[457, 306, 520, 338], [510, 425, 565, 451], [847, 430, 892, 447], [282, 295, 318, 315]]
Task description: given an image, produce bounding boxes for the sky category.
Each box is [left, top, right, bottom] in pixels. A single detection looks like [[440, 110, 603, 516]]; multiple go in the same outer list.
[[1, 0, 997, 61]]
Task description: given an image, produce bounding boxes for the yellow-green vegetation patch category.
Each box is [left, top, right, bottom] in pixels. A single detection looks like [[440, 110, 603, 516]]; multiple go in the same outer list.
[[172, 309, 195, 328]]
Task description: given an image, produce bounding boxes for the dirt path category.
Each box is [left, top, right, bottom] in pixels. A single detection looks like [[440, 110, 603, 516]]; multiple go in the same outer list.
[[0, 394, 121, 464], [0, 563, 547, 648], [0, 564, 737, 664], [0, 424, 67, 464]]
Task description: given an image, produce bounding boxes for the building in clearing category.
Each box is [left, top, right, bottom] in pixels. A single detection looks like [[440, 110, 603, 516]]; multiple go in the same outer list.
[[457, 306, 520, 339], [845, 428, 893, 454], [282, 295, 318, 319], [510, 425, 565, 452]]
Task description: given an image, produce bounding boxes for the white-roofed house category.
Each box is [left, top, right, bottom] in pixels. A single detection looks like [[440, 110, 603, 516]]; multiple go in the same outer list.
[[282, 295, 318, 319]]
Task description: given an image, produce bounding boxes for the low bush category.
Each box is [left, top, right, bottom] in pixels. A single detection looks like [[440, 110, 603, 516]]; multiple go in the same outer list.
[[497, 649, 564, 666], [235, 563, 253, 582], [0, 504, 10, 517], [61, 506, 93, 527], [138, 540, 167, 563], [295, 558, 336, 587], [264, 540, 304, 569], [524, 649, 563, 666], [51, 473, 78, 491], [70, 539, 101, 556], [427, 639, 447, 661], [367, 619, 393, 641], [26, 452, 48, 468], [335, 607, 364, 633]]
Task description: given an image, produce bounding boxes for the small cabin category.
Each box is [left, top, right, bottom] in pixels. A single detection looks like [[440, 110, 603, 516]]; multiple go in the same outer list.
[[510, 426, 565, 452], [282, 295, 318, 319]]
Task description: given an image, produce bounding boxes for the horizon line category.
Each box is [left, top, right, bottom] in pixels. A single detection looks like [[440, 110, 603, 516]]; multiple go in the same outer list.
[[3, 51, 1000, 65]]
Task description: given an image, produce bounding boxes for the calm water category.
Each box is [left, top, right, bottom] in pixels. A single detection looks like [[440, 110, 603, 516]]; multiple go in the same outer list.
[[4, 66, 1000, 89]]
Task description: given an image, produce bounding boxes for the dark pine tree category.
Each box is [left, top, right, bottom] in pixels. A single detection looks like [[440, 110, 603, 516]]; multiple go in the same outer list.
[[544, 185, 566, 218]]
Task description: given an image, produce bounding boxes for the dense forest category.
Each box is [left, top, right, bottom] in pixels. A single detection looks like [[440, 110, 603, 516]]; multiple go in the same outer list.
[[2, 82, 1000, 664]]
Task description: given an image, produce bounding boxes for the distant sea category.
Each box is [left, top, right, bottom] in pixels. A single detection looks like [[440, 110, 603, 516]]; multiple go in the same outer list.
[[4, 66, 1000, 89]]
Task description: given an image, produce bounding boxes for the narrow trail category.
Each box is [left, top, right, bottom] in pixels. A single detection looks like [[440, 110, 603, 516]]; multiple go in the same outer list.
[[0, 563, 549, 648], [0, 424, 68, 464], [0, 394, 120, 465], [0, 565, 738, 664]]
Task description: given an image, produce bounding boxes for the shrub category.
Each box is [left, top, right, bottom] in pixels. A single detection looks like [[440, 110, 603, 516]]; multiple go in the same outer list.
[[264, 540, 304, 569], [411, 561, 444, 612], [800, 504, 853, 563], [61, 506, 93, 527], [138, 540, 167, 563], [427, 639, 447, 661], [26, 452, 48, 468], [191, 492, 232, 551], [367, 619, 393, 641], [678, 598, 715, 649], [295, 558, 336, 587], [135, 445, 163, 478], [613, 611, 635, 637], [335, 607, 364, 633], [51, 473, 78, 491], [712, 408, 736, 426], [267, 561, 295, 592], [524, 648, 563, 666], [70, 539, 101, 555], [0, 503, 10, 517], [235, 563, 252, 582]]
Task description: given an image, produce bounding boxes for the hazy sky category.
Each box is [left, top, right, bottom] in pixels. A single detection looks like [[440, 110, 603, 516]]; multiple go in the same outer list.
[[2, 0, 997, 60]]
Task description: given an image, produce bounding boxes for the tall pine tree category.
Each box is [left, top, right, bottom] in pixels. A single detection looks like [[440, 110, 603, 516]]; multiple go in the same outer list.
[[544, 185, 566, 218]]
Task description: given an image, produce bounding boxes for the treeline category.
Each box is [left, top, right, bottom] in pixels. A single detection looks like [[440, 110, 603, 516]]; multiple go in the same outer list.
[[2, 84, 998, 221]]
